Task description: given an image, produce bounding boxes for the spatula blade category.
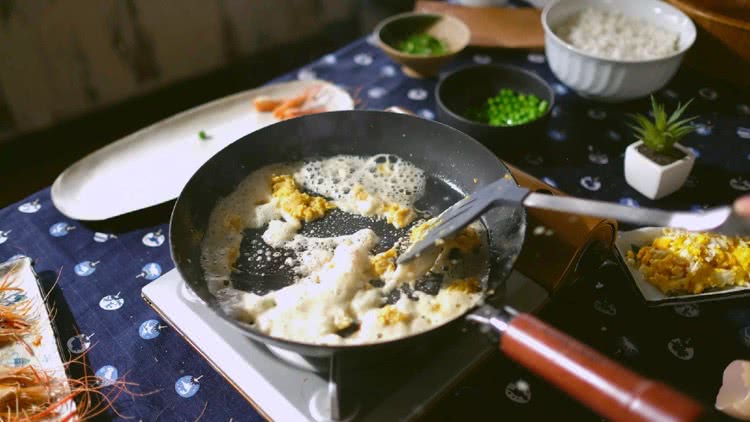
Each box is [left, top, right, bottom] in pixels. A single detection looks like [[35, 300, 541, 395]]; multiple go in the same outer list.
[[397, 179, 529, 263]]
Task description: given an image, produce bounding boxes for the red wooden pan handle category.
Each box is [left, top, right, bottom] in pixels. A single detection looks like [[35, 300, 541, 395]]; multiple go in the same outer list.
[[501, 313, 709, 422]]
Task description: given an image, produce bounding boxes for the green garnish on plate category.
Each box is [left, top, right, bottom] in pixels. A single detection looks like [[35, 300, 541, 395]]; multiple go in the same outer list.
[[468, 89, 549, 126], [198, 130, 210, 140], [397, 33, 447, 56]]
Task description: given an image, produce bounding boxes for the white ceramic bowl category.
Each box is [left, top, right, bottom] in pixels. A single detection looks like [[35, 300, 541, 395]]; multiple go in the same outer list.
[[542, 0, 696, 102]]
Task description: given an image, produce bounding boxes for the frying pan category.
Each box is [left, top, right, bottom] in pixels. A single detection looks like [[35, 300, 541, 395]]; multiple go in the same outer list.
[[170, 110, 710, 421]]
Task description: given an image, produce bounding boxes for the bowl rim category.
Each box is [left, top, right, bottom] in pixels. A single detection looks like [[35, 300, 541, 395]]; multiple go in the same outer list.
[[435, 63, 556, 129], [541, 0, 697, 64], [374, 11, 471, 59]]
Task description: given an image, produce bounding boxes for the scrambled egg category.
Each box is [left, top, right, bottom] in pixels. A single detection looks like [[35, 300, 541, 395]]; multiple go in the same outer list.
[[378, 305, 411, 326], [410, 219, 481, 253], [354, 185, 369, 201], [410, 219, 438, 243], [446, 278, 481, 293], [371, 248, 398, 277], [626, 229, 750, 295], [271, 175, 334, 222], [350, 185, 415, 228], [383, 203, 415, 228]]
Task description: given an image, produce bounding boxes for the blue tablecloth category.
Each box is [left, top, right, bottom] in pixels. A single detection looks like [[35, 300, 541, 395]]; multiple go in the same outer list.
[[1, 30, 750, 421]]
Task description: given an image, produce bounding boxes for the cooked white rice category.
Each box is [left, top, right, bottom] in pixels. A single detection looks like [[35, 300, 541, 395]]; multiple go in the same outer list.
[[555, 8, 680, 61]]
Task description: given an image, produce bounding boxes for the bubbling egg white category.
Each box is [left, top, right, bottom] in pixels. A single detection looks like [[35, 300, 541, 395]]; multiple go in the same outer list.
[[201, 154, 489, 345], [297, 154, 425, 206]]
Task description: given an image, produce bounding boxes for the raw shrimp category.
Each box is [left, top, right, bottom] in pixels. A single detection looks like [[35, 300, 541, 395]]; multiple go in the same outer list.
[[280, 106, 328, 120], [253, 96, 283, 112], [272, 92, 311, 119], [0, 271, 35, 345], [0, 366, 64, 419], [250, 85, 326, 119]]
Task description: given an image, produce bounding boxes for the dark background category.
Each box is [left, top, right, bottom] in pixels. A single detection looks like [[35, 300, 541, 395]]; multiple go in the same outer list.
[[0, 0, 412, 207]]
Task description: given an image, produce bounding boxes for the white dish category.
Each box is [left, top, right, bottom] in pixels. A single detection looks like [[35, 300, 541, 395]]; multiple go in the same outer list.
[[542, 0, 696, 102], [51, 80, 354, 221], [615, 227, 750, 305]]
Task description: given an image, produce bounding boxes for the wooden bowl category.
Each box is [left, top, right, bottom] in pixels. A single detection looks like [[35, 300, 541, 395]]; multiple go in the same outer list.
[[375, 12, 470, 78], [665, 0, 750, 88]]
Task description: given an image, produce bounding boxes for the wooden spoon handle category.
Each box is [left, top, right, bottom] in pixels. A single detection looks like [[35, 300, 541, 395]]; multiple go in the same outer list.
[[501, 313, 710, 422]]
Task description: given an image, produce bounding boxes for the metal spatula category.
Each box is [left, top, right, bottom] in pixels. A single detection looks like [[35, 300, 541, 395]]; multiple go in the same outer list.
[[397, 177, 750, 263]]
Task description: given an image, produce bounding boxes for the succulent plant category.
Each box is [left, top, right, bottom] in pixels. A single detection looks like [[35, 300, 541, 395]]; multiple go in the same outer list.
[[628, 96, 697, 154]]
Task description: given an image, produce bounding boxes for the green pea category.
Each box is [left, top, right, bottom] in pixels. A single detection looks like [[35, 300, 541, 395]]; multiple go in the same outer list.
[[468, 88, 548, 126]]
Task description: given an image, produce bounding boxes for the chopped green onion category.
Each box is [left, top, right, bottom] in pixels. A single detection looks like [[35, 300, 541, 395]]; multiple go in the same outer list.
[[396, 33, 447, 56], [199, 130, 210, 140]]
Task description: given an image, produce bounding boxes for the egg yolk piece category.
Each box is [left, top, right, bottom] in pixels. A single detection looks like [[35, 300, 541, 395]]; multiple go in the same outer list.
[[371, 248, 398, 277], [271, 174, 334, 222]]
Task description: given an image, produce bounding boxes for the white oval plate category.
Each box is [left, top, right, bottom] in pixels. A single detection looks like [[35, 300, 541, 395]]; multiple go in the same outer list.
[[614, 227, 750, 306], [51, 79, 354, 221]]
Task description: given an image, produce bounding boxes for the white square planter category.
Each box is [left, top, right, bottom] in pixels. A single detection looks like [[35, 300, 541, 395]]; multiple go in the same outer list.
[[624, 141, 695, 200]]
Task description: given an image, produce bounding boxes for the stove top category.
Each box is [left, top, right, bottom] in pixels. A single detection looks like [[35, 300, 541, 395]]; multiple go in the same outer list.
[[142, 268, 548, 421]]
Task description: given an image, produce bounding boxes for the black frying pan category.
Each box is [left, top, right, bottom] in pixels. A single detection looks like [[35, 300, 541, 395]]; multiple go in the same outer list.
[[170, 111, 709, 422]]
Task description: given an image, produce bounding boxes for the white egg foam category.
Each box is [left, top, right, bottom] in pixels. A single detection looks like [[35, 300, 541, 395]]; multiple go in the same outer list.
[[296, 154, 426, 207]]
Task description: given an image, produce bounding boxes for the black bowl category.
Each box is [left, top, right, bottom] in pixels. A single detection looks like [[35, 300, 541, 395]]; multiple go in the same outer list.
[[435, 64, 555, 158]]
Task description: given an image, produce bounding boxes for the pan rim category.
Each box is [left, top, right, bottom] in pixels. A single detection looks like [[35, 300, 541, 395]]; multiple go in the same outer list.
[[169, 109, 528, 352]]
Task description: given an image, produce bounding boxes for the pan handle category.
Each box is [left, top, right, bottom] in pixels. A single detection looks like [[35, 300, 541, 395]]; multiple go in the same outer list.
[[468, 306, 714, 422]]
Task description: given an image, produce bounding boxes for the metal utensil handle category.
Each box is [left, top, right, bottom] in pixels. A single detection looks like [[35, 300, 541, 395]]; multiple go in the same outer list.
[[499, 311, 711, 422], [523, 193, 677, 227]]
